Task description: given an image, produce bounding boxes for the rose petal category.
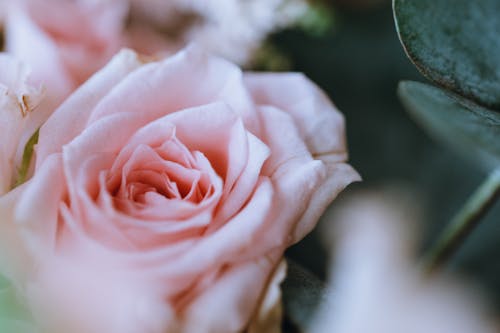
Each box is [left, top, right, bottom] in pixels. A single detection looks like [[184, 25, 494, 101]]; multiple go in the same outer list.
[[36, 49, 144, 167], [87, 45, 259, 134], [210, 131, 270, 230], [293, 160, 360, 242], [181, 250, 282, 333], [0, 186, 33, 282], [143, 178, 274, 279], [14, 154, 66, 259], [245, 72, 347, 158]]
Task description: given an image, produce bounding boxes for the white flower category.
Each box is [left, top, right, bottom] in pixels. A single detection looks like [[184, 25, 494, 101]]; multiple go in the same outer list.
[[313, 189, 498, 333], [128, 0, 309, 64]]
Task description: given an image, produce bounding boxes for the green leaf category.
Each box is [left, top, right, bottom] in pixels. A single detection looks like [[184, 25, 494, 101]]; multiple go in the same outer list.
[[282, 259, 327, 332], [296, 3, 335, 37], [15, 129, 39, 187], [0, 318, 36, 333], [0, 277, 35, 333], [398, 81, 500, 168], [393, 0, 500, 109]]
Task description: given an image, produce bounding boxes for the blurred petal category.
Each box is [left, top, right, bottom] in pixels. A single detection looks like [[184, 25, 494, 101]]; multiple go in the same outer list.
[[313, 189, 498, 333]]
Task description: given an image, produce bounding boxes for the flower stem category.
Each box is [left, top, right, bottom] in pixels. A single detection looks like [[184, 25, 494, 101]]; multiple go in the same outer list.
[[424, 168, 500, 273]]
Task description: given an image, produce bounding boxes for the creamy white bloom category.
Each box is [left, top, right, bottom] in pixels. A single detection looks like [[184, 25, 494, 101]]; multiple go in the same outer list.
[[313, 189, 498, 333], [128, 0, 309, 64]]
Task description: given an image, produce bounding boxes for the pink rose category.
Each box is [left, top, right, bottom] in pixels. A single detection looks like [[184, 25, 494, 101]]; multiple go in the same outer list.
[[5, 0, 127, 107], [1, 46, 359, 332], [4, 0, 309, 110]]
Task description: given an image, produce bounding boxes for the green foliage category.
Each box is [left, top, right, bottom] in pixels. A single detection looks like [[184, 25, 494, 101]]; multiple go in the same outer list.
[[297, 3, 335, 37], [15, 129, 39, 188], [0, 277, 35, 333], [282, 259, 326, 331], [394, 0, 500, 109], [398, 81, 500, 168]]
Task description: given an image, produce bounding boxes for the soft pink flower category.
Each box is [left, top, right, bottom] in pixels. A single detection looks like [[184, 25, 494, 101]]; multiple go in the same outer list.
[[4, 0, 308, 110], [5, 0, 127, 108], [1, 46, 358, 332]]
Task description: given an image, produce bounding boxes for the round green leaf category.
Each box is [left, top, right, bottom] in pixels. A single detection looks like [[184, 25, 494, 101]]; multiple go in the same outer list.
[[394, 0, 500, 109], [398, 81, 500, 168]]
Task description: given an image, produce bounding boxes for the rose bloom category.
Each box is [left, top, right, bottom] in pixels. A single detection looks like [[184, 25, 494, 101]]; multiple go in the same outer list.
[[4, 0, 127, 109], [0, 46, 358, 332], [4, 0, 308, 109]]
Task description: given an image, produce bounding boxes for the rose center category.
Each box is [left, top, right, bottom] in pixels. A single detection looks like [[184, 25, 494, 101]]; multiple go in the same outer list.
[[104, 136, 215, 216]]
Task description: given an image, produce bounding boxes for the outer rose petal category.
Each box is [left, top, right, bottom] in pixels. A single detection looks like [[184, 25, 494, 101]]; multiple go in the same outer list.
[[244, 72, 347, 158], [37, 46, 258, 163], [0, 186, 32, 283], [181, 251, 283, 333], [27, 256, 174, 333], [87, 45, 259, 132], [36, 49, 144, 168], [246, 73, 361, 241], [15, 155, 66, 260]]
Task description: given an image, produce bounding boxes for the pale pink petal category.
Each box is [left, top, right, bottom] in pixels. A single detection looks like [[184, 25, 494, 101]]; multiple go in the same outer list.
[[162, 102, 247, 178], [14, 154, 66, 259], [210, 131, 270, 230], [0, 186, 33, 282], [245, 72, 347, 158], [36, 49, 144, 167], [182, 251, 282, 333], [257, 105, 313, 176], [293, 160, 360, 242], [27, 256, 173, 333], [253, 92, 360, 243], [145, 178, 274, 279], [87, 46, 260, 134], [256, 105, 328, 244]]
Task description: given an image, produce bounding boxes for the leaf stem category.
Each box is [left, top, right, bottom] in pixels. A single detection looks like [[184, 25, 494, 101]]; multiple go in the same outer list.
[[424, 168, 500, 273]]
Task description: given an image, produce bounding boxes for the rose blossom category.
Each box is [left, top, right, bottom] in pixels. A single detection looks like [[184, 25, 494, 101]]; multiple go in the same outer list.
[[0, 45, 359, 332], [4, 0, 308, 110], [4, 0, 127, 109]]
